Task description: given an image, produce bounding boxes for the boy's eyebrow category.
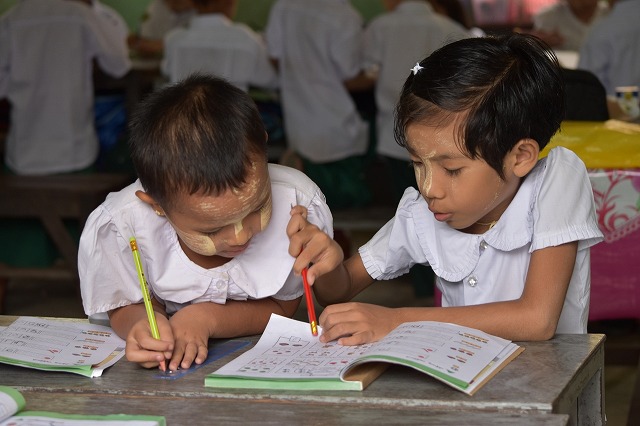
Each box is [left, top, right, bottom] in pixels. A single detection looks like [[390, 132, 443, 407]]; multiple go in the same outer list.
[[407, 147, 463, 162], [430, 153, 464, 161]]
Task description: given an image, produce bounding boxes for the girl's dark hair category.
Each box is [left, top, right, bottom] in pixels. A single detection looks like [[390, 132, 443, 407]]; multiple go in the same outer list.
[[394, 33, 564, 179], [128, 73, 267, 208]]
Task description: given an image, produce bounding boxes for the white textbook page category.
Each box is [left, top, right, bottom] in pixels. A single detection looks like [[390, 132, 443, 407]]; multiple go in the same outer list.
[[212, 314, 515, 387], [213, 314, 375, 380], [0, 317, 125, 368], [355, 321, 512, 385], [0, 388, 22, 423]]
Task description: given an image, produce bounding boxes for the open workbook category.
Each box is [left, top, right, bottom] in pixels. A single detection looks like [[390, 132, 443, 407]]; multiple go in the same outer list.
[[0, 386, 165, 426], [0, 316, 125, 377], [206, 314, 524, 395]]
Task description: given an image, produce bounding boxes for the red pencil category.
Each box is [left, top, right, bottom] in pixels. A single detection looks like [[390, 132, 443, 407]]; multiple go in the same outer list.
[[301, 267, 318, 336]]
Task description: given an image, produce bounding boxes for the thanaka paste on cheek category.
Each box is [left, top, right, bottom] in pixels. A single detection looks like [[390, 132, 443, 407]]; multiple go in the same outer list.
[[175, 227, 218, 256], [234, 221, 243, 237], [260, 197, 272, 230], [415, 150, 435, 197], [479, 175, 504, 217]]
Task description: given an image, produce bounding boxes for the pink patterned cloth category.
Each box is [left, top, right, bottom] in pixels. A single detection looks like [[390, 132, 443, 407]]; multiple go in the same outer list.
[[588, 169, 640, 321]]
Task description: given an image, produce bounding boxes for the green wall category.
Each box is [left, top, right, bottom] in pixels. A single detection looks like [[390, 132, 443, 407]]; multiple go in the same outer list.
[[0, 0, 384, 32]]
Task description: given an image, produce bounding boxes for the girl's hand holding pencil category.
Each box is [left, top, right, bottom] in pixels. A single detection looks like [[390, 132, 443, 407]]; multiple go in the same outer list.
[[287, 205, 344, 285]]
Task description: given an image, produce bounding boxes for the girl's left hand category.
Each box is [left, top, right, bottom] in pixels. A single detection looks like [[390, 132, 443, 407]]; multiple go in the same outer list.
[[318, 302, 401, 345], [166, 306, 211, 371]]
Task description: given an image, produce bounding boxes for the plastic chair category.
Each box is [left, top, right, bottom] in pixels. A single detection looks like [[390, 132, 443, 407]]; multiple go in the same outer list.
[[562, 68, 609, 121]]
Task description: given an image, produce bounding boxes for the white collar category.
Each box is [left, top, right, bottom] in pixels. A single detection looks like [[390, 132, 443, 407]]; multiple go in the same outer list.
[[409, 159, 546, 282]]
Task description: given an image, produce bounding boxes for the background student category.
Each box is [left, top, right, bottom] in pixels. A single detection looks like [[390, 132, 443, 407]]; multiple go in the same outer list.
[[288, 34, 603, 345], [531, 0, 609, 52], [0, 0, 131, 290], [364, 0, 471, 203], [79, 74, 333, 371], [161, 0, 277, 91], [264, 0, 374, 210], [578, 0, 640, 98], [128, 0, 195, 58], [0, 0, 131, 176]]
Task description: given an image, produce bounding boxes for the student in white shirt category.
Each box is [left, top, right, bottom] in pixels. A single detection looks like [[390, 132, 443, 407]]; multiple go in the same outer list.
[[162, 0, 277, 91], [578, 0, 640, 97], [79, 75, 333, 371], [92, 0, 130, 48], [364, 0, 470, 200], [288, 34, 603, 345], [531, 0, 609, 52], [264, 0, 373, 209], [0, 0, 131, 175], [0, 0, 131, 302], [129, 0, 195, 58]]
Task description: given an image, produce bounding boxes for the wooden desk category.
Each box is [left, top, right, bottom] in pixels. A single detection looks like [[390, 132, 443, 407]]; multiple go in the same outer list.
[[0, 173, 132, 281], [0, 316, 605, 425], [14, 392, 570, 425]]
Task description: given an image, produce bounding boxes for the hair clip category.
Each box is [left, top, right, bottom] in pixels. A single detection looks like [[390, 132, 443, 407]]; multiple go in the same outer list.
[[411, 63, 423, 75]]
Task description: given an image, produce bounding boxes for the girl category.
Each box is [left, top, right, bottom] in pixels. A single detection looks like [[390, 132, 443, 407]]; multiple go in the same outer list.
[[288, 33, 603, 345]]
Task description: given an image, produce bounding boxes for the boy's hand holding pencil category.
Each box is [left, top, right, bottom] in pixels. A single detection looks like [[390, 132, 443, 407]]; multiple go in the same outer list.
[[125, 313, 173, 370]]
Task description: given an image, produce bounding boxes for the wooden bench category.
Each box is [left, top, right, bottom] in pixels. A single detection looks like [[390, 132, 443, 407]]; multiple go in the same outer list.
[[0, 173, 133, 285]]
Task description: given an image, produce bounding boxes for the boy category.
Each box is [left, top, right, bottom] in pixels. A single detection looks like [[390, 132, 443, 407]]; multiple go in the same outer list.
[[79, 74, 333, 371]]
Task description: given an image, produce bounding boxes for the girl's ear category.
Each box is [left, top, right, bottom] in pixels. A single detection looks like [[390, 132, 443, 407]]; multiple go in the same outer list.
[[135, 190, 165, 216], [509, 138, 540, 178]]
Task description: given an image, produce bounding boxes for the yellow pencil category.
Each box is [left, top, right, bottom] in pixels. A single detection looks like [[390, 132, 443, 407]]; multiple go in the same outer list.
[[129, 237, 167, 372]]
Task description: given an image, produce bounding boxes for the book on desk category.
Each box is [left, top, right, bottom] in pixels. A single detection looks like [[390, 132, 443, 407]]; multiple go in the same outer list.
[[206, 314, 524, 395], [0, 316, 125, 378], [0, 386, 166, 426]]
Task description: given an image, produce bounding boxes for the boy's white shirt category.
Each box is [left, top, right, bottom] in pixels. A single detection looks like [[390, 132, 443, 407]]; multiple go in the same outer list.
[[79, 164, 333, 319], [360, 147, 604, 334]]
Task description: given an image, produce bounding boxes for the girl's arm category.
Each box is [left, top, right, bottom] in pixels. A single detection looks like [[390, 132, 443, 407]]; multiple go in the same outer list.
[[312, 253, 375, 306], [319, 242, 578, 345]]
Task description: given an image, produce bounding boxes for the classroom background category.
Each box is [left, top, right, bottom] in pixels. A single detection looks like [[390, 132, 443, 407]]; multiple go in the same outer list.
[[0, 0, 565, 32], [0, 1, 638, 425]]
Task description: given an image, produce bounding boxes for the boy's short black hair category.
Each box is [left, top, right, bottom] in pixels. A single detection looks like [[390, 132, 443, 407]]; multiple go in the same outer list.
[[128, 73, 267, 208], [394, 33, 564, 179]]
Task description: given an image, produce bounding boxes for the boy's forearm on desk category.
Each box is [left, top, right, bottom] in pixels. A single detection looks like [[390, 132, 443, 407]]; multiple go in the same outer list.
[[188, 297, 302, 339]]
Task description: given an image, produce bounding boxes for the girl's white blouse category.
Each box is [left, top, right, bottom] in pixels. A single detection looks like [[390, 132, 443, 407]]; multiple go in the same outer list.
[[79, 164, 333, 318], [360, 147, 604, 333]]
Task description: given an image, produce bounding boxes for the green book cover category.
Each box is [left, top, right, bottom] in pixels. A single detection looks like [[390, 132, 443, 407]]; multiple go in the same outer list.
[[0, 386, 166, 425]]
